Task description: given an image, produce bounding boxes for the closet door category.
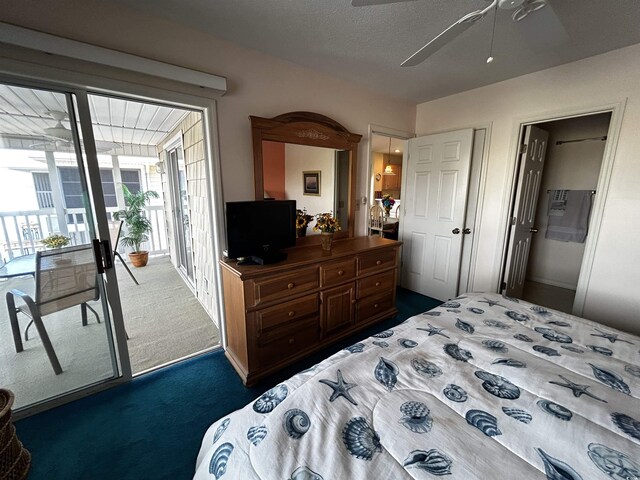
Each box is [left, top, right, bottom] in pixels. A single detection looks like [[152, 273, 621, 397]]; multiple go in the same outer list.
[[503, 125, 549, 298]]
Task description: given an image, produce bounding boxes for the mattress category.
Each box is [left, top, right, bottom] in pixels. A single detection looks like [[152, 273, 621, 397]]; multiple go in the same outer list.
[[194, 293, 640, 479]]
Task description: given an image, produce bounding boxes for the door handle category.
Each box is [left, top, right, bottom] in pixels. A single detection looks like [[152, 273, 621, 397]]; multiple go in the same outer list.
[[462, 228, 471, 234], [92, 239, 104, 274], [452, 228, 460, 234], [529, 228, 539, 233]]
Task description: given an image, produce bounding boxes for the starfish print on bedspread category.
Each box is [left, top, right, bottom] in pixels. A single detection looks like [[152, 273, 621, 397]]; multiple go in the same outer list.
[[478, 298, 507, 308], [590, 328, 634, 344], [417, 324, 450, 338], [319, 369, 358, 406], [548, 375, 607, 403]]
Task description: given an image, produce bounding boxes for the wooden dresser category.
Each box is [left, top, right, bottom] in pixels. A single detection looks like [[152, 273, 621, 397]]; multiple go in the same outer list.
[[220, 236, 401, 385]]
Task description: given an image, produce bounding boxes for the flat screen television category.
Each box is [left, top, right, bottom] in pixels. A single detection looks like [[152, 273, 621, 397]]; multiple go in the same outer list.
[[225, 200, 296, 264]]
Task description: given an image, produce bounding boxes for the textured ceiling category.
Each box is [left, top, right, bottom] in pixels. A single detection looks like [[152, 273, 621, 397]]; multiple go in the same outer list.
[[110, 0, 640, 103]]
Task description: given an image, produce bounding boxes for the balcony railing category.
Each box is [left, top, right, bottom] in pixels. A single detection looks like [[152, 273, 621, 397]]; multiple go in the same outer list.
[[0, 206, 168, 261]]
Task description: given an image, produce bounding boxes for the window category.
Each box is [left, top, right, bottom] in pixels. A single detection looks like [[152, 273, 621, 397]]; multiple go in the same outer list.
[[121, 169, 141, 194], [59, 167, 142, 212], [33, 172, 54, 209], [59, 167, 85, 209]]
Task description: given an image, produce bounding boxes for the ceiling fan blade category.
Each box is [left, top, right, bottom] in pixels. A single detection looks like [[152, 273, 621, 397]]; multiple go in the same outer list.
[[401, 2, 497, 67], [352, 0, 416, 6]]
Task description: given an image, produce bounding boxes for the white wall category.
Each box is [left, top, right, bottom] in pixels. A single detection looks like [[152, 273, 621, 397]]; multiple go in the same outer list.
[[284, 144, 335, 225], [0, 0, 416, 238], [416, 43, 640, 335], [526, 114, 610, 290]]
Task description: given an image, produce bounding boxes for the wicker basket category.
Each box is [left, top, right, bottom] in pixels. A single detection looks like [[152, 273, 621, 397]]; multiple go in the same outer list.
[[0, 389, 30, 480]]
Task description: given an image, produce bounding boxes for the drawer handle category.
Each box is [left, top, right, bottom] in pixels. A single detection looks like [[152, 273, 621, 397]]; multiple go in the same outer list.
[[288, 311, 295, 317], [351, 299, 357, 304], [376, 260, 382, 265], [374, 303, 379, 308], [375, 281, 381, 287], [338, 270, 344, 276], [287, 282, 295, 289], [288, 338, 295, 344]]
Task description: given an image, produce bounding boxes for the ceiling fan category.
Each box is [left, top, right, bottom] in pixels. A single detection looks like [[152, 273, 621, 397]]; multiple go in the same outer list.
[[38, 110, 122, 152], [352, 0, 552, 66], [42, 110, 74, 141]]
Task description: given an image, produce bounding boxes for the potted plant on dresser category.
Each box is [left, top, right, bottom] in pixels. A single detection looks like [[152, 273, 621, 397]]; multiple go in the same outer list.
[[113, 185, 159, 268]]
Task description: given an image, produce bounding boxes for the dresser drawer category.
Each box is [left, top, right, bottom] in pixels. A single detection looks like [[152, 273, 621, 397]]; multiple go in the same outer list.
[[320, 258, 356, 287], [251, 267, 319, 306], [357, 249, 397, 276], [355, 292, 394, 322], [254, 293, 319, 337], [357, 269, 395, 299], [256, 318, 320, 365]]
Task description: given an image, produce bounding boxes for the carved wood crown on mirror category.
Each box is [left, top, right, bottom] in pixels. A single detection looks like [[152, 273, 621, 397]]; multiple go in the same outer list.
[[250, 112, 362, 244]]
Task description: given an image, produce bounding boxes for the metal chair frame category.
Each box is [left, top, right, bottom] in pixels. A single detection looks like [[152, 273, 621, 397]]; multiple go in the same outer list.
[[110, 220, 139, 286], [5, 244, 100, 375]]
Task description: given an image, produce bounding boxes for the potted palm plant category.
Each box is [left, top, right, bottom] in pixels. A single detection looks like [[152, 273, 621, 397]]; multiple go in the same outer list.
[[113, 185, 159, 267]]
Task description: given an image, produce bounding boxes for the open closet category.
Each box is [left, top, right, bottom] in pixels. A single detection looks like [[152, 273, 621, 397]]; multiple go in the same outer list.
[[502, 112, 612, 313]]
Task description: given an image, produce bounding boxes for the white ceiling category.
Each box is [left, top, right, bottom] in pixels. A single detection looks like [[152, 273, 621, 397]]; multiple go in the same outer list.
[[110, 0, 640, 103], [371, 134, 405, 154], [0, 83, 189, 154]]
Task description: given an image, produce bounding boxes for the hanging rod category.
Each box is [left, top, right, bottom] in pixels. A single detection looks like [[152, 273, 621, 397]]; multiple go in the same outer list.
[[547, 189, 596, 194], [555, 136, 607, 146]]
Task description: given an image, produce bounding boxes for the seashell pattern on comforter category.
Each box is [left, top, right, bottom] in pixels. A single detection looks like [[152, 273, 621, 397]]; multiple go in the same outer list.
[[194, 293, 640, 480]]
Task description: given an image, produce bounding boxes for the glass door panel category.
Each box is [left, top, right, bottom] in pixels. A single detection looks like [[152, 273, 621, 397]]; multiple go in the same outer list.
[[0, 82, 124, 410], [168, 146, 194, 282]]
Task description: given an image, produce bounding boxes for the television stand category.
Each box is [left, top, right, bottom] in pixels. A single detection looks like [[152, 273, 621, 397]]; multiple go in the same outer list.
[[237, 251, 287, 265]]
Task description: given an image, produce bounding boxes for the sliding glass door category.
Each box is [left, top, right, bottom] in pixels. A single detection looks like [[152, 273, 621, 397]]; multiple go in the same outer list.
[[167, 144, 194, 283], [0, 80, 129, 412]]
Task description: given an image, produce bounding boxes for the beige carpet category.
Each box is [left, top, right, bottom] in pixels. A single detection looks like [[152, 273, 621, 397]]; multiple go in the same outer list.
[[0, 255, 219, 410], [119, 256, 220, 373]]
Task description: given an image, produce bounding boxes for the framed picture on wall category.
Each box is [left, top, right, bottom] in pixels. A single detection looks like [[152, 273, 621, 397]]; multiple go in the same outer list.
[[303, 171, 321, 196]]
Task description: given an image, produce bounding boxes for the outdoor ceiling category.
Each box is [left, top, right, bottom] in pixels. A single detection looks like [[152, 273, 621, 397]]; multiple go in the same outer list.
[[110, 0, 640, 103], [0, 84, 190, 154]]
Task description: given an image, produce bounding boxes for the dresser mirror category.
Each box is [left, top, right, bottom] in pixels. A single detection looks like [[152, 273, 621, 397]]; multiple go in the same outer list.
[[251, 112, 362, 243]]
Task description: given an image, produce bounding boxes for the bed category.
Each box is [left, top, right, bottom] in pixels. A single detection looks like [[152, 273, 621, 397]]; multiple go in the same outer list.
[[194, 293, 640, 480]]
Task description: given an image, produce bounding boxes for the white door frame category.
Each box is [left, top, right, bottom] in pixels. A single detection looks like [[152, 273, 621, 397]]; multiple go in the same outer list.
[[364, 125, 414, 236], [460, 124, 492, 294], [1, 54, 227, 418], [497, 100, 627, 316]]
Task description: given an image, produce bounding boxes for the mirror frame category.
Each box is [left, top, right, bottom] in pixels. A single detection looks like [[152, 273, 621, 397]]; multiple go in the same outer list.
[[250, 111, 362, 242]]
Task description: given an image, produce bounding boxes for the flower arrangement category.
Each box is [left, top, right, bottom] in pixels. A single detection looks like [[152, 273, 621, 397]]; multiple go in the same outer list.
[[42, 234, 71, 249], [382, 194, 395, 215], [296, 209, 314, 230], [313, 212, 341, 233]]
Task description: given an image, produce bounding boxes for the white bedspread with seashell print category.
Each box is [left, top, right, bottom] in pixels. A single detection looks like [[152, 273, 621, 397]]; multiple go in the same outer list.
[[194, 293, 640, 480]]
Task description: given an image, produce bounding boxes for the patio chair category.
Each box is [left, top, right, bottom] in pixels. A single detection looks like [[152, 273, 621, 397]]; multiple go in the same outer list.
[[5, 244, 101, 375], [109, 221, 139, 285], [369, 204, 384, 236]]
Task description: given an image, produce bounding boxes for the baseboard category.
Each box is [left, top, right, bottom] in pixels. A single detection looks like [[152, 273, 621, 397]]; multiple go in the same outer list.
[[527, 276, 577, 291]]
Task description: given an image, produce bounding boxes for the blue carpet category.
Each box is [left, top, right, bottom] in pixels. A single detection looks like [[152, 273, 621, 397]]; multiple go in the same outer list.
[[15, 287, 440, 480]]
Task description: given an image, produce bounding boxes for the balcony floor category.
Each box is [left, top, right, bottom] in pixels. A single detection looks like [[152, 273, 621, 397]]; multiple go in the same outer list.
[[0, 255, 219, 410]]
